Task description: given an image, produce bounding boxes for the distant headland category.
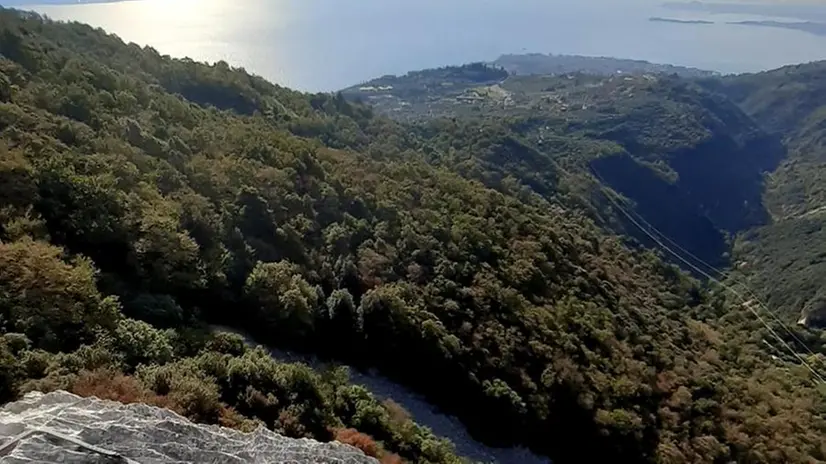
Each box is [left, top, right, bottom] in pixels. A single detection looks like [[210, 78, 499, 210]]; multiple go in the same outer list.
[[728, 20, 826, 37], [650, 16, 714, 25]]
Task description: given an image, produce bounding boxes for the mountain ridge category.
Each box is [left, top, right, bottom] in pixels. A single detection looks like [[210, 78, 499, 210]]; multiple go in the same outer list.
[[491, 53, 717, 78]]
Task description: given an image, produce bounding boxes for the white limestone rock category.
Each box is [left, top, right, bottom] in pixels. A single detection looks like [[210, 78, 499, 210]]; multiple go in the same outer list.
[[0, 391, 377, 464]]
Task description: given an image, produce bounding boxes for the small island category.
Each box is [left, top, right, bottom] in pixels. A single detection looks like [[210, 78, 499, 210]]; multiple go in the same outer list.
[[650, 16, 714, 25]]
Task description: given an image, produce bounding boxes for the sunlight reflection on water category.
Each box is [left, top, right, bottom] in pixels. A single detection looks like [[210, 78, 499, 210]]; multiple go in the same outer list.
[[25, 0, 826, 91]]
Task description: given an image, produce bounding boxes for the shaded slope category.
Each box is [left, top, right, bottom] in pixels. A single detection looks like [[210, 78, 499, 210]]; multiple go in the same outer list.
[[346, 68, 783, 269], [704, 62, 826, 326]]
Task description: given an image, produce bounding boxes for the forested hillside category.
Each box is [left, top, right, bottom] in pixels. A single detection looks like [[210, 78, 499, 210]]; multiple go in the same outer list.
[[344, 68, 782, 270], [0, 9, 825, 464], [492, 53, 716, 78], [702, 63, 826, 328]]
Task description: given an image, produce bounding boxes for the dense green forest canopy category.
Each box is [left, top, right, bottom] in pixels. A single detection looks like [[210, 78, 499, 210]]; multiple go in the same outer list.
[[0, 8, 825, 464]]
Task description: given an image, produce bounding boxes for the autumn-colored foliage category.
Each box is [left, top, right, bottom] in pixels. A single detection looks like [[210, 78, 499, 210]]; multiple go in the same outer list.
[[333, 427, 407, 463], [70, 369, 178, 413], [382, 399, 411, 425], [334, 428, 380, 457], [380, 453, 404, 464]]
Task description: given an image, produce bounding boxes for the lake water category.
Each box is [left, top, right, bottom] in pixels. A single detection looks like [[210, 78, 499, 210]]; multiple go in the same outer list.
[[15, 0, 826, 91]]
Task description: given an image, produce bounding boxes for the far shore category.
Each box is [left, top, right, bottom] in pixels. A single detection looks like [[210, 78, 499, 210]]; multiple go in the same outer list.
[[649, 16, 714, 25]]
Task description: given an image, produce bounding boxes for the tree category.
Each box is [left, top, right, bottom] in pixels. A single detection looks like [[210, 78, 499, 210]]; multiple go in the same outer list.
[[0, 337, 21, 403], [0, 238, 119, 351], [325, 288, 362, 332], [243, 261, 318, 338], [100, 319, 175, 370]]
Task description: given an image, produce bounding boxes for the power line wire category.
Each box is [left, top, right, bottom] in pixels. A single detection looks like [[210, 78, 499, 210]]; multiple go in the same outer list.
[[518, 135, 824, 382], [585, 165, 825, 383], [587, 166, 820, 360]]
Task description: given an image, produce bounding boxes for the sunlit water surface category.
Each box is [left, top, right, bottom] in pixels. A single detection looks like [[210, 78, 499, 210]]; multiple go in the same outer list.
[[21, 0, 826, 91]]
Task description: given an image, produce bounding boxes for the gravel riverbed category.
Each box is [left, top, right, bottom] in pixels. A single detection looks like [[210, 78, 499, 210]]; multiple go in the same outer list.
[[210, 326, 551, 464]]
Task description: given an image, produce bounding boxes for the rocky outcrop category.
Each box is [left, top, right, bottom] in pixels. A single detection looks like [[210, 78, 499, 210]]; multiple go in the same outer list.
[[0, 391, 377, 464]]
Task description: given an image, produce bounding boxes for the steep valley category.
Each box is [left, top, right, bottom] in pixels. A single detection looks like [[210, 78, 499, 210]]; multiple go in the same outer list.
[[701, 62, 826, 328], [343, 67, 786, 273]]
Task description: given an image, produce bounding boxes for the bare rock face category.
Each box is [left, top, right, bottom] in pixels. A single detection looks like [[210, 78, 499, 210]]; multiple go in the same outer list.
[[0, 391, 377, 464]]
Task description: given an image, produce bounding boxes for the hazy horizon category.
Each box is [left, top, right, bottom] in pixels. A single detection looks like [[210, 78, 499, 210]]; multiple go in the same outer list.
[[14, 0, 826, 91]]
